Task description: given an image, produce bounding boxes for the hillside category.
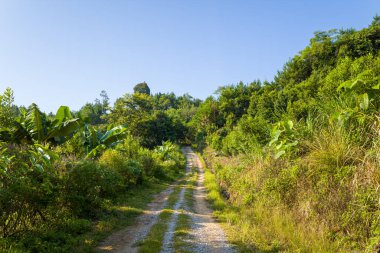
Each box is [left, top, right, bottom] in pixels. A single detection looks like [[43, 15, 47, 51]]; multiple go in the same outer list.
[[189, 16, 380, 252]]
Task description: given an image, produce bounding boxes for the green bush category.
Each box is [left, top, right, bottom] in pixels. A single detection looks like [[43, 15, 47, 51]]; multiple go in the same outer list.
[[99, 149, 143, 186], [0, 144, 61, 237], [137, 148, 159, 177], [120, 159, 143, 185], [64, 160, 122, 217], [152, 141, 186, 180]]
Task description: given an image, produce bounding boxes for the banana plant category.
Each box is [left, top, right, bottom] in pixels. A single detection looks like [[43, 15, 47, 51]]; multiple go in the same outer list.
[[334, 75, 380, 126], [0, 104, 82, 145], [84, 124, 128, 158], [154, 141, 176, 160], [269, 120, 298, 159]]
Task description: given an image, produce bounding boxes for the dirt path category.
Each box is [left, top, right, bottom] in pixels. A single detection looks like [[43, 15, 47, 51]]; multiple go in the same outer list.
[[160, 150, 191, 253], [97, 147, 235, 253], [184, 147, 235, 253]]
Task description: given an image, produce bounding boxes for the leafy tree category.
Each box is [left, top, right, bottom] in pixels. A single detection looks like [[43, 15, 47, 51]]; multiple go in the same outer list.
[[371, 14, 380, 27], [100, 90, 110, 113], [78, 90, 110, 125], [0, 88, 16, 128], [133, 82, 151, 95], [132, 111, 184, 148]]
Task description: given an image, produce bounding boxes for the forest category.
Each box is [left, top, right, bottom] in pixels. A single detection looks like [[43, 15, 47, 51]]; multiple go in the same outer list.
[[1, 16, 380, 253]]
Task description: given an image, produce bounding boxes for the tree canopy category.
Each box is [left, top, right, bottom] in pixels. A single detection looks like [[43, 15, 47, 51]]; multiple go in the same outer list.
[[133, 82, 151, 95]]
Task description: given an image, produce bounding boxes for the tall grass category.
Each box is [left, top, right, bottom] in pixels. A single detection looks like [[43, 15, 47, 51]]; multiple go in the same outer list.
[[202, 112, 380, 252]]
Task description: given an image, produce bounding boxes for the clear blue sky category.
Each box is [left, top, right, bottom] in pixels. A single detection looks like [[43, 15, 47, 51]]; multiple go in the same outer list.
[[0, 0, 378, 112]]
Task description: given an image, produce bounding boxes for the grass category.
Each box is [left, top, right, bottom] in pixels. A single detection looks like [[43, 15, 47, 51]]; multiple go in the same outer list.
[[184, 168, 198, 212], [202, 161, 281, 252], [0, 181, 169, 253], [138, 165, 199, 253], [86, 182, 170, 251], [173, 169, 198, 252], [201, 153, 342, 253], [137, 185, 182, 253], [173, 212, 193, 253], [137, 209, 174, 253]]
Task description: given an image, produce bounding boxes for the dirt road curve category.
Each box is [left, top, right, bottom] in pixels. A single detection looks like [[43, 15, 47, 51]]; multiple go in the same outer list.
[[97, 147, 235, 253]]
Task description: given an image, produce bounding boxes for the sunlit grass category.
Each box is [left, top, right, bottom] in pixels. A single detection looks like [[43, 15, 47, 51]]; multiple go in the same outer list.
[[173, 169, 197, 252], [138, 167, 198, 253], [201, 154, 340, 253], [137, 185, 182, 253]]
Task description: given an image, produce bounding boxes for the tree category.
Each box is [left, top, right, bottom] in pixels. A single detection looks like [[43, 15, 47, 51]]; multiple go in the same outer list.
[[78, 90, 109, 125], [133, 111, 186, 148], [371, 14, 380, 27], [107, 92, 154, 126], [100, 90, 110, 114], [133, 82, 151, 95], [0, 88, 16, 128]]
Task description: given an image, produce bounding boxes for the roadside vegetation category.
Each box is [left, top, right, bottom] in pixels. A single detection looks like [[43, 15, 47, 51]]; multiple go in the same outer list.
[[0, 84, 196, 252], [192, 17, 380, 252]]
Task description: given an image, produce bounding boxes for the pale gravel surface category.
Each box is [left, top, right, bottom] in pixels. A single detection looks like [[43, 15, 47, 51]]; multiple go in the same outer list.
[[185, 148, 236, 253], [96, 147, 235, 253]]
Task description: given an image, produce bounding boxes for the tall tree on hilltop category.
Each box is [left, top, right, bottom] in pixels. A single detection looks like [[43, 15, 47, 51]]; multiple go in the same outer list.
[[133, 82, 151, 95]]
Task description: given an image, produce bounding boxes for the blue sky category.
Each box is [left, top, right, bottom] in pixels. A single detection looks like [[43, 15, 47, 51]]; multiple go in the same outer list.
[[0, 0, 379, 112]]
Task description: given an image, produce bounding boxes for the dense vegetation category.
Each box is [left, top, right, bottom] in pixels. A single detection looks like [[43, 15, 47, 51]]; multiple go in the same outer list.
[[190, 17, 380, 252], [0, 85, 198, 252], [1, 16, 380, 253]]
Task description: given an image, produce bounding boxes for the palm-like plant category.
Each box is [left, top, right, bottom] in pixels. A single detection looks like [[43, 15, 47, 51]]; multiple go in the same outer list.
[[84, 124, 128, 158], [0, 104, 82, 145]]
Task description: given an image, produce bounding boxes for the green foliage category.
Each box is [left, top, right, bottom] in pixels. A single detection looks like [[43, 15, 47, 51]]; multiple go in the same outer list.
[[196, 18, 380, 252], [0, 89, 188, 252], [84, 125, 127, 158], [0, 104, 82, 145], [78, 90, 109, 125], [268, 120, 298, 159], [133, 82, 151, 95], [99, 149, 143, 185], [0, 143, 59, 237], [0, 88, 16, 128], [64, 160, 122, 217], [152, 141, 186, 180], [107, 91, 189, 148], [136, 111, 186, 148]]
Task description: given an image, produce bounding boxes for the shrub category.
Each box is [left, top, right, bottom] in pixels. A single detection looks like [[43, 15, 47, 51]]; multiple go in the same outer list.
[[99, 149, 143, 186], [0, 144, 61, 237], [152, 141, 186, 180], [64, 160, 122, 217], [137, 148, 158, 177]]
